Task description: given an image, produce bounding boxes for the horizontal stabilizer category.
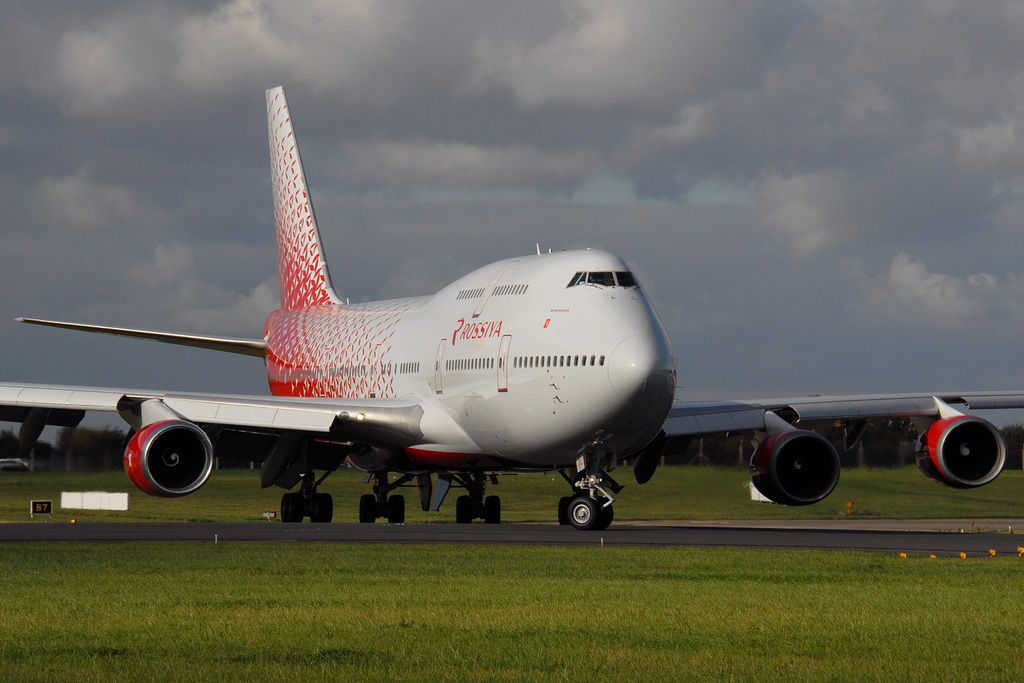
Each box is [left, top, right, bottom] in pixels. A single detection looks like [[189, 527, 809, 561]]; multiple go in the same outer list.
[[17, 318, 267, 358]]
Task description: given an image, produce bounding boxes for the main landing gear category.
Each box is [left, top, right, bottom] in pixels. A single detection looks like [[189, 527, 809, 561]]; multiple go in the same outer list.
[[358, 472, 408, 523], [280, 469, 336, 523], [356, 471, 503, 524], [451, 473, 501, 524], [557, 457, 623, 531]]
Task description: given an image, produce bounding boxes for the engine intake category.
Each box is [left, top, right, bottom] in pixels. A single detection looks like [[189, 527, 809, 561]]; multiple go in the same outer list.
[[750, 430, 841, 506], [124, 420, 214, 497], [916, 416, 1005, 489]]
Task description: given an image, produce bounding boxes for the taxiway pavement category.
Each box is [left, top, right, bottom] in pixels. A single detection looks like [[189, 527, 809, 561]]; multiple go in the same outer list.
[[2, 520, 1023, 556]]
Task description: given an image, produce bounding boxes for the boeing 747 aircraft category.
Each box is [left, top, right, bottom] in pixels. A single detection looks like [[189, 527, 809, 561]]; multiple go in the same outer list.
[[2, 87, 1022, 530]]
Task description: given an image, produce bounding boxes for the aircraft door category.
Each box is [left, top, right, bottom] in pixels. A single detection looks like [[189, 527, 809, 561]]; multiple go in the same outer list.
[[370, 344, 382, 397], [473, 260, 519, 319], [434, 339, 447, 394], [497, 335, 512, 393]]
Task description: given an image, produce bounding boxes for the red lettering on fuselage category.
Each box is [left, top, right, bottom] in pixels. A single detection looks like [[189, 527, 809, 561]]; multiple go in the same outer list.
[[453, 319, 503, 345]]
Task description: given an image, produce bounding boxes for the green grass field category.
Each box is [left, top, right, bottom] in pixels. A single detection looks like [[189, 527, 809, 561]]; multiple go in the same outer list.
[[1, 543, 1023, 682], [3, 468, 1024, 681], [2, 465, 1023, 523]]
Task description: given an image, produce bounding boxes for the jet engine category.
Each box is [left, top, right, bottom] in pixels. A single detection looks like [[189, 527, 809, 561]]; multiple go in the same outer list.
[[124, 420, 214, 497], [750, 430, 841, 506], [916, 415, 1005, 489]]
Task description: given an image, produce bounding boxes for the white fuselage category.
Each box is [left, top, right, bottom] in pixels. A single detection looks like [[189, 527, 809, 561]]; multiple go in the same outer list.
[[264, 249, 677, 472]]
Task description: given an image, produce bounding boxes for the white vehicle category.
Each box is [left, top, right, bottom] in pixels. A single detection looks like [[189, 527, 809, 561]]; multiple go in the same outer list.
[[2, 88, 1021, 529], [0, 458, 30, 472]]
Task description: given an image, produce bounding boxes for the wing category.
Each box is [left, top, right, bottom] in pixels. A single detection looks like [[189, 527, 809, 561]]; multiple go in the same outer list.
[[664, 391, 1024, 436], [652, 390, 1024, 505], [16, 318, 267, 358], [0, 381, 425, 493]]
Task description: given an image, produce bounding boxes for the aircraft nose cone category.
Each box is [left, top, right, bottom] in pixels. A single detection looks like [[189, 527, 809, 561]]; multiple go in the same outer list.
[[608, 334, 660, 397]]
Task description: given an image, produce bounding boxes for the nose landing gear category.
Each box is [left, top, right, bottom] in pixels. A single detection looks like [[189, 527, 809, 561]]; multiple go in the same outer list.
[[564, 493, 614, 530], [557, 456, 622, 530]]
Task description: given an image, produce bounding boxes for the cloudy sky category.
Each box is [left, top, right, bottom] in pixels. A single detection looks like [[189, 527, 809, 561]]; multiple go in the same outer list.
[[1, 0, 1021, 426]]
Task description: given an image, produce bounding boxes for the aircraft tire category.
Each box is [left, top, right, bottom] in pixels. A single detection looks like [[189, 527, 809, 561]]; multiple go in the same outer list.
[[358, 494, 376, 523], [310, 493, 333, 523], [281, 492, 304, 523], [567, 495, 601, 531], [387, 495, 406, 524], [455, 495, 474, 523], [557, 496, 571, 525], [595, 501, 614, 530], [484, 495, 501, 524]]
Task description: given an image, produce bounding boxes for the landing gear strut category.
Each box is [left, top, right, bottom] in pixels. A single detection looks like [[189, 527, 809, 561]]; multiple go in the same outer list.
[[557, 455, 622, 531]]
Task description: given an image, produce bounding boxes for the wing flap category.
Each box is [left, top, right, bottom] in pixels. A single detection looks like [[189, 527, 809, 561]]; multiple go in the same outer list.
[[0, 383, 124, 412], [664, 404, 768, 435]]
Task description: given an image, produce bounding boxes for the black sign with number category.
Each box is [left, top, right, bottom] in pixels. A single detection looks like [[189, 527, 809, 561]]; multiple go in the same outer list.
[[31, 500, 52, 515]]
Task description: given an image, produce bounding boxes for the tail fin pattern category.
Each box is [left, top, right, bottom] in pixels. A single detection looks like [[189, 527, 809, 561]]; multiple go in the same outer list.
[[266, 86, 340, 310]]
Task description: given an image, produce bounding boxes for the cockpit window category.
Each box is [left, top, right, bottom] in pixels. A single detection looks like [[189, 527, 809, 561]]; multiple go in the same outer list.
[[615, 271, 637, 287], [567, 271, 640, 288]]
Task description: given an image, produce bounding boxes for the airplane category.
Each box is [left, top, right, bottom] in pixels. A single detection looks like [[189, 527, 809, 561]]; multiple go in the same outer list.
[[2, 86, 1022, 530]]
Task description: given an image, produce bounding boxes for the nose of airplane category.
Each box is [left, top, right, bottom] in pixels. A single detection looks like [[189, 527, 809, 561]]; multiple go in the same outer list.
[[607, 334, 675, 398]]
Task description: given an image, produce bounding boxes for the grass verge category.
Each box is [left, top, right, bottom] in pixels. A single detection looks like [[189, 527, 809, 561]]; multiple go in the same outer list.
[[1, 543, 1023, 681], [2, 466, 1022, 523]]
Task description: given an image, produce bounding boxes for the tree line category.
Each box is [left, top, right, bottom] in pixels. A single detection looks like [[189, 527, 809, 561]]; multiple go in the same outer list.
[[2, 421, 1023, 471]]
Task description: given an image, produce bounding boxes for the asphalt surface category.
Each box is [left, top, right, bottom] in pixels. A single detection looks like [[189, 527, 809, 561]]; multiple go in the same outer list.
[[2, 519, 1023, 556]]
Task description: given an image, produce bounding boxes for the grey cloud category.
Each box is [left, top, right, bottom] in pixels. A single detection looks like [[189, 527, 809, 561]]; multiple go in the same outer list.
[[467, 1, 805, 112], [38, 169, 167, 233], [845, 253, 1024, 329], [342, 140, 601, 190], [0, 0, 1021, 408]]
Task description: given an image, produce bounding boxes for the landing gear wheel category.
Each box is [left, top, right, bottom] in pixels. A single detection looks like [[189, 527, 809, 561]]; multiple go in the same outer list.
[[595, 501, 614, 531], [358, 494, 376, 523], [557, 496, 571, 526], [309, 493, 334, 523], [387, 495, 406, 524], [455, 495, 474, 523], [484, 495, 501, 524], [281, 492, 304, 523], [567, 495, 602, 531]]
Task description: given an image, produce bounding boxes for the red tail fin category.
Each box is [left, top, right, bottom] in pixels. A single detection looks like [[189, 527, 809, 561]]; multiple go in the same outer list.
[[266, 86, 340, 310]]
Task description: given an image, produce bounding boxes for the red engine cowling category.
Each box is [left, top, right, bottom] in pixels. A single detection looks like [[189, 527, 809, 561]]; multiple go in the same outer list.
[[124, 420, 214, 497], [750, 430, 841, 506], [916, 416, 1005, 489]]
